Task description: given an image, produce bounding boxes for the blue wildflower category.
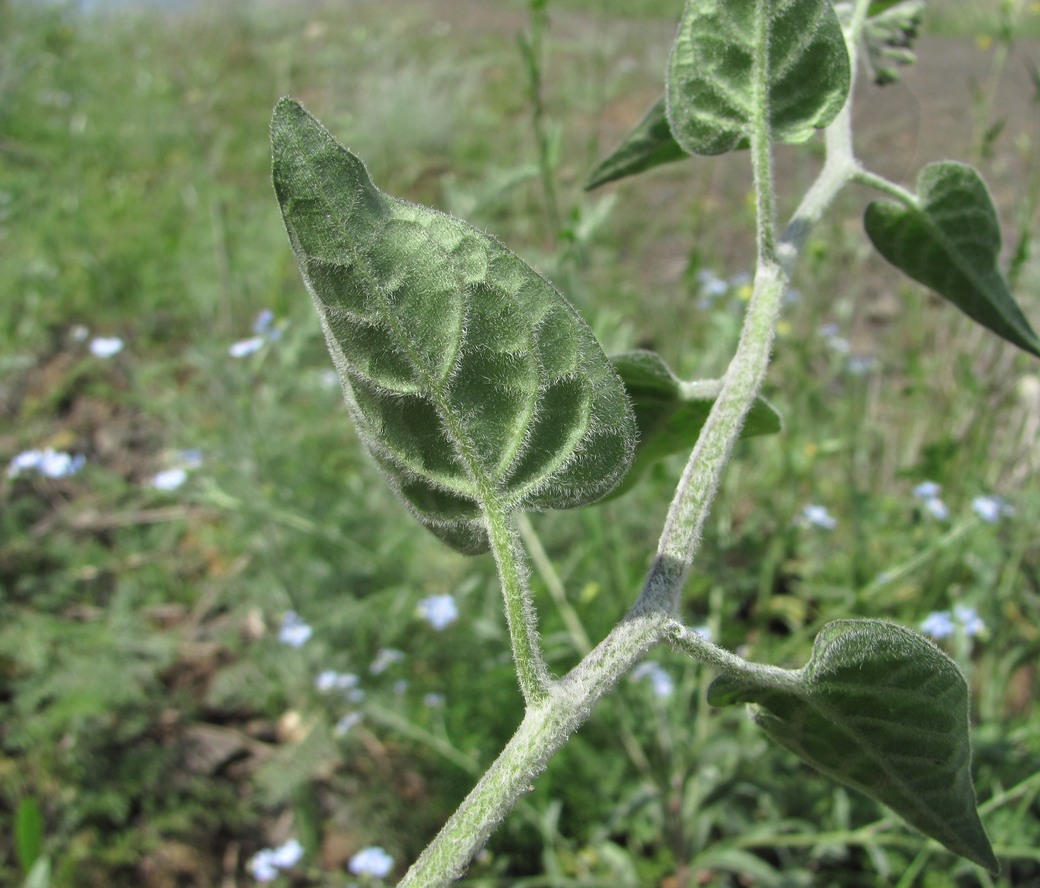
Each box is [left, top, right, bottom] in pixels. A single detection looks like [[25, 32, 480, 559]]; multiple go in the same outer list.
[[630, 661, 675, 699], [229, 336, 265, 358], [369, 648, 405, 675], [801, 504, 837, 530], [315, 671, 360, 692], [89, 336, 124, 358], [278, 611, 313, 648], [334, 712, 364, 736], [7, 448, 85, 479], [921, 606, 985, 640], [913, 481, 949, 520], [691, 624, 713, 643], [349, 846, 394, 879], [972, 495, 1014, 523], [249, 838, 304, 882], [151, 467, 188, 491], [417, 594, 459, 631], [920, 610, 955, 639], [952, 604, 986, 637]]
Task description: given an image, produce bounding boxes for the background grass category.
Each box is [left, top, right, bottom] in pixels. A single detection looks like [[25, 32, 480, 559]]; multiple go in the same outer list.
[[2, 0, 1040, 886]]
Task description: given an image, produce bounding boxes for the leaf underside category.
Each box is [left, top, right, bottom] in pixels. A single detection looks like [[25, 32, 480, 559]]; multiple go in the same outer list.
[[271, 98, 636, 554], [666, 0, 851, 156], [708, 620, 999, 874], [865, 161, 1040, 358], [605, 350, 781, 499]]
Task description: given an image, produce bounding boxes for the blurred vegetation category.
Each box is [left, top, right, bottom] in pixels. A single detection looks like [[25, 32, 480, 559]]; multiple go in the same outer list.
[[1, 0, 1039, 886]]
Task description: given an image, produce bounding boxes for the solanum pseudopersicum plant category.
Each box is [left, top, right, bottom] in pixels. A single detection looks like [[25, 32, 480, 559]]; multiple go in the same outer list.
[[271, 0, 1033, 882]]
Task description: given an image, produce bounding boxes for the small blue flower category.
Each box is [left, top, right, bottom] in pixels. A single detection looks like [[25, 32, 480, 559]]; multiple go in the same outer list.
[[818, 323, 850, 354], [630, 661, 675, 699], [249, 838, 304, 882], [691, 624, 713, 643], [253, 308, 284, 342], [846, 355, 878, 375], [151, 467, 188, 491], [279, 610, 313, 648], [696, 268, 729, 299], [913, 481, 942, 500], [150, 450, 203, 492], [248, 850, 279, 882], [912, 481, 949, 520], [253, 309, 276, 335], [315, 671, 360, 692], [229, 336, 265, 358], [89, 336, 124, 358], [177, 448, 204, 469], [268, 839, 304, 869], [369, 648, 405, 675], [921, 606, 985, 640], [801, 504, 837, 530], [972, 494, 1014, 523], [923, 496, 949, 521], [952, 604, 986, 637], [7, 448, 85, 479], [417, 594, 459, 631], [334, 712, 364, 736], [920, 610, 955, 639], [423, 692, 446, 708], [349, 846, 394, 878]]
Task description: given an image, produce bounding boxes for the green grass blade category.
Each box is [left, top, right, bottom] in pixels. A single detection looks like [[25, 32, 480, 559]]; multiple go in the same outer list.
[[271, 98, 636, 554], [708, 620, 1000, 874], [666, 0, 851, 155], [865, 162, 1040, 358]]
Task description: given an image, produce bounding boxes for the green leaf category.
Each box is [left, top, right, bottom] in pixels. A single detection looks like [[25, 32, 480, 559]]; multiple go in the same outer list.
[[865, 162, 1040, 358], [708, 620, 999, 874], [862, 0, 925, 86], [604, 350, 781, 499], [271, 99, 636, 554], [666, 0, 851, 155], [15, 797, 44, 873], [585, 97, 688, 190]]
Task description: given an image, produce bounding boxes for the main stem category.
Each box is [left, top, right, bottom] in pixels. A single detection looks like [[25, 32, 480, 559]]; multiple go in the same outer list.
[[401, 9, 871, 884]]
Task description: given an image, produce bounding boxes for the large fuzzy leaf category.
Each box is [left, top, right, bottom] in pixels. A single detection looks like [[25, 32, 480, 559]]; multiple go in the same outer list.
[[865, 162, 1040, 358], [666, 0, 851, 155], [605, 350, 781, 499], [271, 99, 636, 553], [708, 620, 999, 873]]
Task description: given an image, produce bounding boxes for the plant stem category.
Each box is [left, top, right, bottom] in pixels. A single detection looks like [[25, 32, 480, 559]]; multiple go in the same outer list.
[[398, 605, 669, 887], [402, 8, 877, 884], [484, 500, 550, 705]]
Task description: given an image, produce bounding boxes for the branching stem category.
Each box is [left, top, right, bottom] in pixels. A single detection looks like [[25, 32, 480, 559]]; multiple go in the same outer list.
[[400, 4, 881, 885]]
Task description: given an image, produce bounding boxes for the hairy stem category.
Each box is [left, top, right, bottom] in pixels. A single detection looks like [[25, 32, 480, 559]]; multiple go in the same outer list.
[[401, 7, 875, 884], [484, 501, 550, 705]]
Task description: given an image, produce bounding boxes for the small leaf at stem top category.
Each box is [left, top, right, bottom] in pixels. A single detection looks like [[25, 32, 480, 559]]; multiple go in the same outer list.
[[708, 619, 999, 874], [271, 98, 636, 554], [666, 0, 851, 156], [604, 350, 781, 500], [865, 161, 1040, 358]]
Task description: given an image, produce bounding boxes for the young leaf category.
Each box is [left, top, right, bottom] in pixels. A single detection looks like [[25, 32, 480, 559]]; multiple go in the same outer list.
[[865, 162, 1040, 358], [604, 350, 781, 499], [666, 0, 851, 155], [862, 0, 925, 86], [708, 620, 999, 874], [271, 98, 636, 554], [585, 97, 688, 191]]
